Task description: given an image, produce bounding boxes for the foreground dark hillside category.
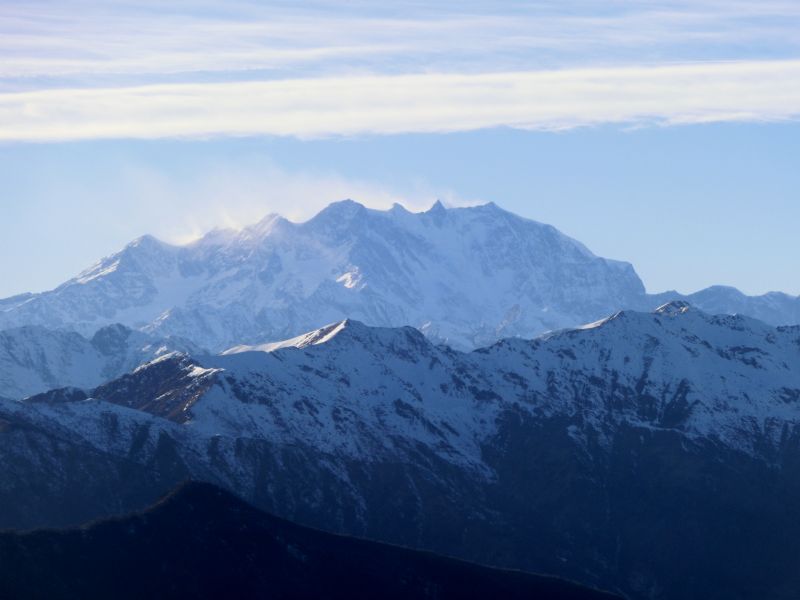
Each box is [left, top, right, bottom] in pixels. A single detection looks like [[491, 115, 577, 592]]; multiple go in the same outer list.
[[0, 482, 619, 600]]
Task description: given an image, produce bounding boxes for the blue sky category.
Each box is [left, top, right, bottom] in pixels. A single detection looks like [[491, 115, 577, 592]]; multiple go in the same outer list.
[[0, 1, 798, 298]]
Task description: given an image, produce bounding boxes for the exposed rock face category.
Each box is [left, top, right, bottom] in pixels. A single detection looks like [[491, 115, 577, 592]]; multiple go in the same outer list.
[[2, 307, 800, 599]]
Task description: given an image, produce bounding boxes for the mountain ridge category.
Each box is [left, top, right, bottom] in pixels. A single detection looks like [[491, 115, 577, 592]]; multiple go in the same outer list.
[[3, 305, 800, 598]]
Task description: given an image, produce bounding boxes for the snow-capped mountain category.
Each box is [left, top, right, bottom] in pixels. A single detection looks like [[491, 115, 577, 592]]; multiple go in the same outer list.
[[0, 200, 795, 352], [24, 301, 800, 463], [0, 323, 201, 399], [0, 200, 640, 351], [3, 303, 800, 599]]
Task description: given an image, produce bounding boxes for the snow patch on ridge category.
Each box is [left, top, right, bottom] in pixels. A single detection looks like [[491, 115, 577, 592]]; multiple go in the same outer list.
[[655, 300, 692, 316], [222, 320, 352, 354]]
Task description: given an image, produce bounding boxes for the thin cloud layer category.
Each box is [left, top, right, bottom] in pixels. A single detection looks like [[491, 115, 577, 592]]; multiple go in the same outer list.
[[4, 1, 800, 85], [2, 1, 800, 138], [2, 60, 800, 140], [124, 162, 474, 244]]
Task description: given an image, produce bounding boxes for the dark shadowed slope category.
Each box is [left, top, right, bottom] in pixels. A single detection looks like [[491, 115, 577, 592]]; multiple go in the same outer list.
[[0, 481, 621, 600]]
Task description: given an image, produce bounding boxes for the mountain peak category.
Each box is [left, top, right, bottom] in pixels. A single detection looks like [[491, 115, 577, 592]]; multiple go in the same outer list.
[[427, 199, 447, 214], [241, 213, 290, 240], [125, 234, 168, 252], [316, 198, 367, 216], [304, 200, 370, 234], [300, 319, 357, 346], [654, 300, 692, 316], [116, 234, 177, 268]]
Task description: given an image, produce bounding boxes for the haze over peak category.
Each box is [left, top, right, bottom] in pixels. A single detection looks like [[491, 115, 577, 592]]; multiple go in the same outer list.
[[173, 199, 480, 248]]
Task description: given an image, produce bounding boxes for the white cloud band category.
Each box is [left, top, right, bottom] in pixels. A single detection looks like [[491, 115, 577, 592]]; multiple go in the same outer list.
[[2, 60, 800, 141]]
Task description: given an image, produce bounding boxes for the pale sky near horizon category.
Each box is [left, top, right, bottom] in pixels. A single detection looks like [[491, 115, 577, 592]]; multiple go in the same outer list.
[[0, 1, 798, 298]]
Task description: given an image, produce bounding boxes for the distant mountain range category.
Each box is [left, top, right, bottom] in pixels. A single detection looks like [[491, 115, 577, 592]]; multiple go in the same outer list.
[[0, 323, 201, 399], [0, 200, 796, 353], [3, 304, 799, 598], [0, 481, 620, 600]]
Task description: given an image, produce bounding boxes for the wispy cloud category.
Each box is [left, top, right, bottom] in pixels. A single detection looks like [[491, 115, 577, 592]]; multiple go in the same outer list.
[[120, 160, 475, 244], [0, 150, 474, 296], [2, 1, 800, 85], [2, 60, 799, 140], [2, 1, 800, 137]]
